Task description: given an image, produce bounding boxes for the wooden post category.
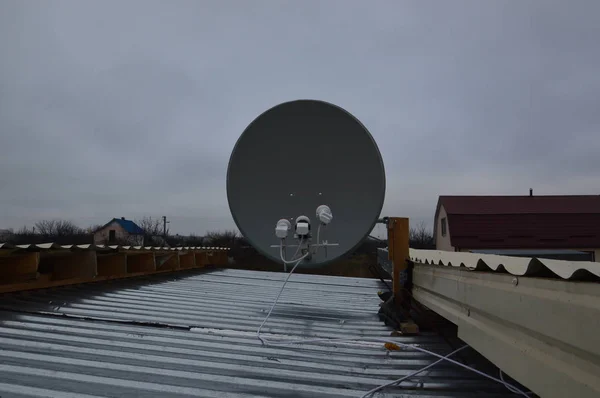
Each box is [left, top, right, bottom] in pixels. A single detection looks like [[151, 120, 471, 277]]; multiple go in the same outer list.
[[387, 217, 409, 301]]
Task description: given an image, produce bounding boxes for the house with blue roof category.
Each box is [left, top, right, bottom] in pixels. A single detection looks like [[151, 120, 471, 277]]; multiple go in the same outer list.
[[93, 217, 145, 246]]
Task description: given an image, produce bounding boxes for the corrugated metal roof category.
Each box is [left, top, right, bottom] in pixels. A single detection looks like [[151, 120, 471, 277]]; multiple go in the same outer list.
[[0, 268, 516, 397], [435, 196, 600, 249], [409, 248, 600, 280], [438, 195, 600, 215], [0, 242, 228, 251], [446, 213, 600, 249]]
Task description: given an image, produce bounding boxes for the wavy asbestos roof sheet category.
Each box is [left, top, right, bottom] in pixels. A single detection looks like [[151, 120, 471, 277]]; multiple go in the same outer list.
[[0, 268, 515, 397], [410, 249, 600, 280], [0, 242, 228, 251]]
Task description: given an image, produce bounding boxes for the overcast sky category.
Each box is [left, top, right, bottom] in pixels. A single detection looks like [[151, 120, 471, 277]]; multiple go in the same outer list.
[[1, 1, 599, 236]]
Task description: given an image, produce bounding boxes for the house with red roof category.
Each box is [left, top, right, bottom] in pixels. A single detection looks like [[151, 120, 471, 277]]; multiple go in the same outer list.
[[434, 193, 600, 261]]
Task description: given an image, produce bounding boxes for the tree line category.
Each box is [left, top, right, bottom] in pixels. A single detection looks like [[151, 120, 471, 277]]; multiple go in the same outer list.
[[1, 217, 239, 247], [408, 221, 435, 249], [1, 218, 434, 250]]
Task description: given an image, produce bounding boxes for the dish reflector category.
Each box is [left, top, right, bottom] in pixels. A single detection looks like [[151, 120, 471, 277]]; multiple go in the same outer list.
[[227, 99, 385, 267]]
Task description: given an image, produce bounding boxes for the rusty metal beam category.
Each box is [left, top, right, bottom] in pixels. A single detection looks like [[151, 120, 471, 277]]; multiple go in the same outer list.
[[387, 217, 409, 299]]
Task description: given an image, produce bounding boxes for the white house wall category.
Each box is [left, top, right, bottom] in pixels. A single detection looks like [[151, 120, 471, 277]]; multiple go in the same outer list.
[[435, 205, 454, 251]]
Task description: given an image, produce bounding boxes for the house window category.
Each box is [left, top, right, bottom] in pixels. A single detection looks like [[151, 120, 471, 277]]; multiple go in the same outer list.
[[583, 251, 595, 262], [441, 218, 447, 237], [108, 230, 116, 243]]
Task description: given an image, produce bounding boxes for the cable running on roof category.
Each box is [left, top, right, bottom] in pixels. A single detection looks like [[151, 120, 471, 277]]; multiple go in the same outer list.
[[256, 258, 532, 397]]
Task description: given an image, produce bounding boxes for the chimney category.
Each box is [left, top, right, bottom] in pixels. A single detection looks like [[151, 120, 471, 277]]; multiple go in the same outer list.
[[121, 217, 125, 220], [529, 188, 533, 197]]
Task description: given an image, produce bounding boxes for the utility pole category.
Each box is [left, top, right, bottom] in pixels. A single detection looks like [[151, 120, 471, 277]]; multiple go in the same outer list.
[[162, 216, 170, 238]]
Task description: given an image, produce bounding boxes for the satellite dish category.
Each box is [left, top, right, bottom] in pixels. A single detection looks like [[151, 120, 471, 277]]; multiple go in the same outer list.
[[227, 99, 385, 267]]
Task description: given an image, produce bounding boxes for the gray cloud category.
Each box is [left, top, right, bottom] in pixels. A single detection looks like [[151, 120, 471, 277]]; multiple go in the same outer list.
[[1, 0, 599, 235]]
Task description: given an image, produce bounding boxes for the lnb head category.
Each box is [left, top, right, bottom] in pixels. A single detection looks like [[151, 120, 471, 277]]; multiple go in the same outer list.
[[275, 219, 292, 239], [316, 205, 333, 225], [295, 215, 311, 237]]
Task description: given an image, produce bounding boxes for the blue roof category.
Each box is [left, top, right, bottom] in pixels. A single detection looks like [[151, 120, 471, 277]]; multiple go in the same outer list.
[[111, 218, 144, 234]]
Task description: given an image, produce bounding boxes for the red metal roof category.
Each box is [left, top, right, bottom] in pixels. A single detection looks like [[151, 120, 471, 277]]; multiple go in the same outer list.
[[439, 195, 600, 215], [437, 196, 600, 249]]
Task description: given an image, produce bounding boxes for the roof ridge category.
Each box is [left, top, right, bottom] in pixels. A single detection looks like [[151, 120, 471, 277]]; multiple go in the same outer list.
[[439, 194, 600, 198]]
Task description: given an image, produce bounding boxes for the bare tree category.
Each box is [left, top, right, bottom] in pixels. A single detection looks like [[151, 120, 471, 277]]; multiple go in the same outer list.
[[186, 234, 204, 246], [16, 226, 34, 235], [35, 220, 82, 236], [56, 220, 83, 236], [4, 226, 35, 245], [11, 220, 91, 245], [135, 216, 169, 246], [34, 220, 56, 236], [136, 217, 164, 236], [204, 230, 239, 248], [0, 228, 15, 242], [85, 224, 103, 234], [409, 221, 435, 249], [165, 233, 205, 247]]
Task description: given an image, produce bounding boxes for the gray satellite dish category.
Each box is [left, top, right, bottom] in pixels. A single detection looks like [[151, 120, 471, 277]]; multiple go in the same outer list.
[[227, 99, 385, 267]]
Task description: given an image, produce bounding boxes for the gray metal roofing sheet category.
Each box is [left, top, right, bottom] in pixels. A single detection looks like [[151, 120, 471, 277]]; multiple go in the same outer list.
[[407, 248, 600, 280], [0, 268, 516, 397]]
